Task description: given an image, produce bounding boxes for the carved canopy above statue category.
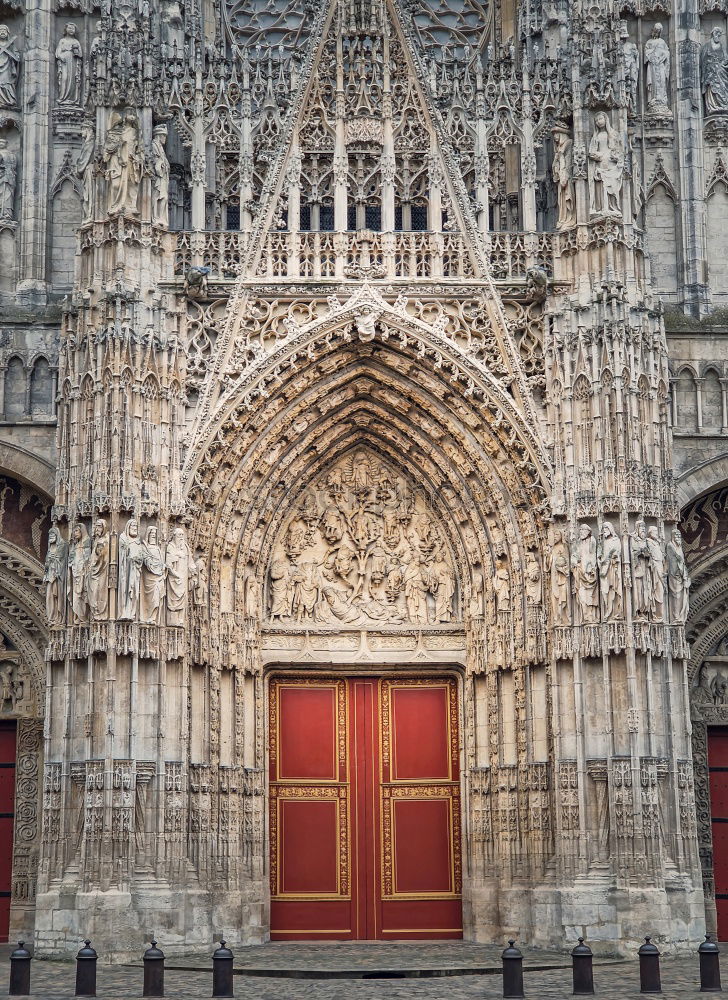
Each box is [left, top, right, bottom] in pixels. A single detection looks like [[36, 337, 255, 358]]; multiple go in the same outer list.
[[266, 449, 459, 628]]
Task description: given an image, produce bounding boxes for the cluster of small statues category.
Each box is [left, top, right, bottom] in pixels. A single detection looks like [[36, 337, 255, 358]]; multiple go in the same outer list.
[[550, 522, 690, 627], [267, 452, 458, 627], [77, 113, 170, 225], [44, 520, 205, 627], [693, 661, 728, 707]]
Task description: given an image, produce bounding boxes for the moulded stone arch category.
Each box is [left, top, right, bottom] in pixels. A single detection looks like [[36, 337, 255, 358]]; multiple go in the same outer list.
[[187, 319, 552, 675]]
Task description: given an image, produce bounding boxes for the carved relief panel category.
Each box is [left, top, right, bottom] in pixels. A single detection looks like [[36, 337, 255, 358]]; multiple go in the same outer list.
[[266, 449, 459, 628]]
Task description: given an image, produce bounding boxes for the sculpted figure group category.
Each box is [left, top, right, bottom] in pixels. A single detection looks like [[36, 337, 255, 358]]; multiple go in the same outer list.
[[73, 113, 170, 224], [44, 520, 202, 627], [550, 521, 689, 627], [267, 452, 458, 627]]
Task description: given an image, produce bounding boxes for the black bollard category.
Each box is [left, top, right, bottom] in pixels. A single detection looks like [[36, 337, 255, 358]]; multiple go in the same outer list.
[[143, 940, 165, 998], [502, 940, 525, 999], [9, 941, 31, 996], [212, 940, 234, 999], [638, 937, 662, 994], [571, 938, 594, 995], [75, 940, 98, 998], [699, 935, 722, 993]]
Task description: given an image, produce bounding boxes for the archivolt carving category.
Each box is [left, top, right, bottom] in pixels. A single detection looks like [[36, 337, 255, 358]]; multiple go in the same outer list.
[[186, 304, 551, 673]]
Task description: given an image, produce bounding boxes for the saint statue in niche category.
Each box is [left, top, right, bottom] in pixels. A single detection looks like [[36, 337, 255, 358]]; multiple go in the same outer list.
[[701, 27, 728, 115], [266, 452, 459, 627]]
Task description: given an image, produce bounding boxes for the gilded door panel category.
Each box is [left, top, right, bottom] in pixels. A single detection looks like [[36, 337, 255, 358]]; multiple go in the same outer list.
[[269, 679, 352, 939], [378, 679, 462, 938]]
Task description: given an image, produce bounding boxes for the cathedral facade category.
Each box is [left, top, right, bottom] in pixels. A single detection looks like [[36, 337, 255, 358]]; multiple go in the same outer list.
[[0, 0, 725, 960]]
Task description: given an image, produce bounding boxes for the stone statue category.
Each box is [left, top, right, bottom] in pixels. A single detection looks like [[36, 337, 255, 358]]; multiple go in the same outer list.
[[645, 23, 671, 115], [621, 22, 639, 114], [646, 526, 665, 622], [701, 27, 728, 116], [588, 112, 623, 217], [0, 26, 20, 110], [44, 527, 68, 626], [692, 662, 714, 706], [118, 518, 145, 619], [666, 528, 690, 624], [552, 124, 576, 230], [525, 551, 542, 605], [630, 521, 651, 620], [598, 521, 623, 621], [67, 523, 91, 624], [88, 519, 110, 621], [56, 23, 83, 106], [166, 526, 193, 626], [151, 125, 170, 227], [0, 139, 17, 222], [712, 669, 728, 705], [550, 528, 571, 625], [140, 526, 165, 625], [77, 125, 96, 223], [191, 553, 207, 606], [572, 524, 599, 624], [493, 556, 511, 613], [103, 112, 142, 216]]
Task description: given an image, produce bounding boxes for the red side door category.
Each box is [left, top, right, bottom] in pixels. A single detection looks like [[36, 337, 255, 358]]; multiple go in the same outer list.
[[709, 728, 728, 939], [269, 675, 462, 940], [0, 721, 16, 942]]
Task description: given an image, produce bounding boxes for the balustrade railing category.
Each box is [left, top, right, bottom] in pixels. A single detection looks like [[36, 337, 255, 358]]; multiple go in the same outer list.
[[173, 229, 557, 283]]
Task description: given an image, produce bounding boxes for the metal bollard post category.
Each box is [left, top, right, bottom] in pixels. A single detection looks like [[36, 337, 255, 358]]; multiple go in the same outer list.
[[75, 940, 98, 998], [571, 938, 594, 995], [502, 940, 525, 999], [143, 940, 165, 998], [212, 940, 234, 998], [9, 941, 31, 996], [698, 935, 722, 993], [638, 937, 662, 994]]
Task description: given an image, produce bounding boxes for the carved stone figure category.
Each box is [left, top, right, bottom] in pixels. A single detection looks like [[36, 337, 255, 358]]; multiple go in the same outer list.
[[166, 526, 193, 626], [44, 527, 68, 626], [552, 124, 576, 230], [701, 27, 728, 116], [493, 556, 511, 612], [266, 451, 457, 627], [598, 521, 623, 621], [712, 669, 728, 705], [88, 519, 110, 621], [588, 112, 623, 217], [0, 26, 20, 110], [525, 551, 542, 605], [621, 23, 639, 114], [140, 526, 165, 625], [550, 528, 571, 625], [645, 23, 671, 114], [151, 125, 170, 227], [572, 524, 599, 624], [666, 528, 690, 624], [0, 140, 17, 222], [692, 662, 714, 706], [103, 112, 142, 216], [118, 518, 145, 620], [67, 523, 91, 624], [77, 125, 96, 222], [630, 521, 651, 620], [646, 526, 665, 622], [191, 553, 207, 606], [56, 23, 83, 107]]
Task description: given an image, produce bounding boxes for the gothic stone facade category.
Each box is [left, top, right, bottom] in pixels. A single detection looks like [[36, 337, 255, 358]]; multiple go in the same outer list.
[[0, 0, 726, 960]]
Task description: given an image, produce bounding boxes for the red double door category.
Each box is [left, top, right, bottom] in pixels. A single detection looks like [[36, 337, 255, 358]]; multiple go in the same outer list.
[[0, 721, 16, 942], [269, 675, 462, 940]]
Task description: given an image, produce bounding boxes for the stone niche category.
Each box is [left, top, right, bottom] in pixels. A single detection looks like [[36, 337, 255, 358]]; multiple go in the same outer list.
[[266, 449, 460, 630]]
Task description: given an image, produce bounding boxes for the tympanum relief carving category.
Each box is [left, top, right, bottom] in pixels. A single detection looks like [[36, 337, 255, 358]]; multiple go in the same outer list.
[[266, 450, 459, 628]]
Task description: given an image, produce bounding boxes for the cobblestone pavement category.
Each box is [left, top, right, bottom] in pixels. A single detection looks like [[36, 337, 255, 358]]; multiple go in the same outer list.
[[2, 945, 724, 999]]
